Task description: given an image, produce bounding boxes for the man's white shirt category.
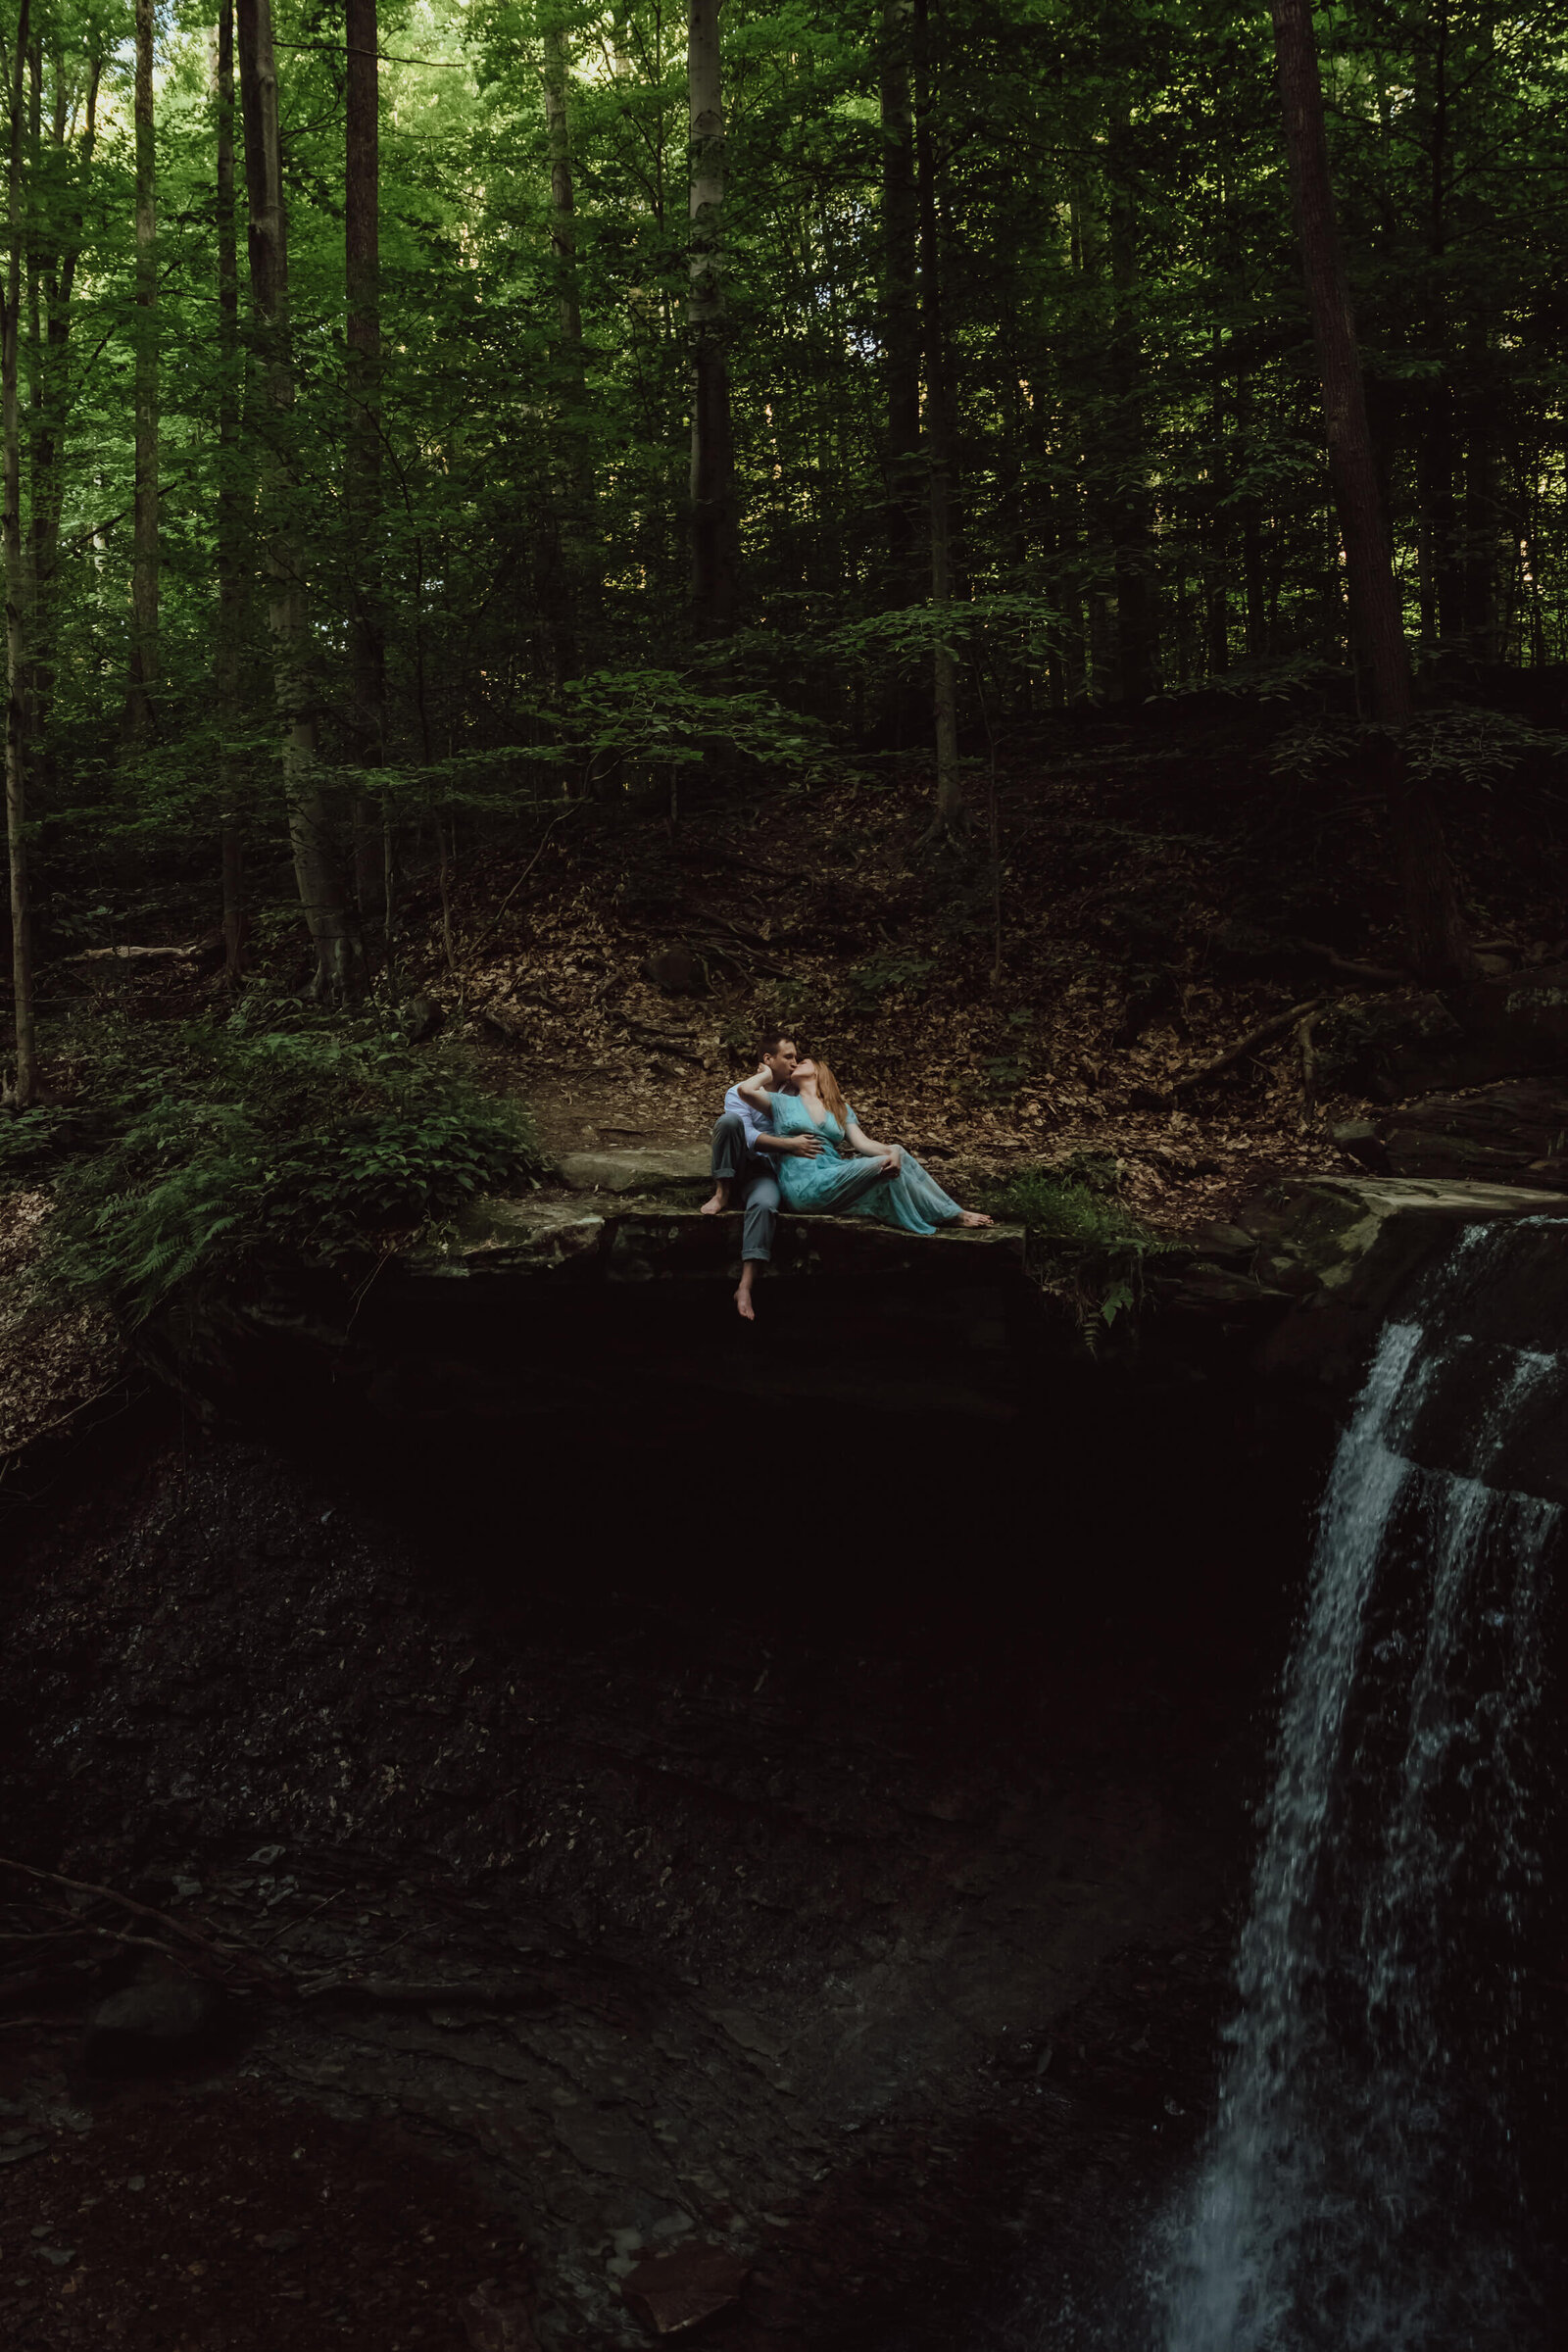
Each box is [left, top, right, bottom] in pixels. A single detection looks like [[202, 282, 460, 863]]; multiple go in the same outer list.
[[723, 1081, 775, 1158]]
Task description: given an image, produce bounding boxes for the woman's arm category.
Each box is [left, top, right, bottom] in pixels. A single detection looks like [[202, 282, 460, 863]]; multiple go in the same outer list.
[[742, 1083, 823, 1156], [845, 1118, 903, 1170]]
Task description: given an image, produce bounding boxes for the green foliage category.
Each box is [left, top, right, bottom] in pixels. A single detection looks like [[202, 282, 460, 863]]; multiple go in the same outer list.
[[845, 956, 937, 1015], [9, 0, 1568, 1099], [986, 1155, 1174, 1337], [47, 1010, 544, 1326], [987, 1162, 1145, 1248], [1271, 707, 1568, 790], [555, 670, 839, 782], [1406, 709, 1568, 791], [6, 0, 1567, 1010], [982, 1056, 1023, 1100], [1210, 654, 1350, 704], [0, 1104, 110, 1184], [819, 595, 1068, 679]]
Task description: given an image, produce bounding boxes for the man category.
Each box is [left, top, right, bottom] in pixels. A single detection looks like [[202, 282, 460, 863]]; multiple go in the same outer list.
[[701, 1029, 823, 1321]]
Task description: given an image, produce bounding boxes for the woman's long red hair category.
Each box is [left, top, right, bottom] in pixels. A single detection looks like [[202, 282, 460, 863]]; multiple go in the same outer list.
[[814, 1059, 851, 1134]]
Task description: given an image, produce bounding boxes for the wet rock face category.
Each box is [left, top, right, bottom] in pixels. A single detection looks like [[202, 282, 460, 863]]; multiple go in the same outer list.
[[1242, 1176, 1568, 1400], [0, 1387, 1305, 2349], [115, 1165, 1568, 1471]]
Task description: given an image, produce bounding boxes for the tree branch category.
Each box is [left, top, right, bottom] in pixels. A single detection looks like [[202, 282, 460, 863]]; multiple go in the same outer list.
[[1172, 999, 1325, 1096]]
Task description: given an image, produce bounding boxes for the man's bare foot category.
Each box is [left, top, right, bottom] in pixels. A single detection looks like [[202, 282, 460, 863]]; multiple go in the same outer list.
[[956, 1209, 994, 1227], [735, 1284, 756, 1321], [701, 1188, 730, 1216]]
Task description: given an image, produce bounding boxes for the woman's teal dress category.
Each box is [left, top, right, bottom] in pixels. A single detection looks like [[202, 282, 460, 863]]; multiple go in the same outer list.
[[770, 1091, 964, 1236]]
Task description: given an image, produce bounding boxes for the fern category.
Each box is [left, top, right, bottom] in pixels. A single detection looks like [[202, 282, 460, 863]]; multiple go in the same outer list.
[[985, 1159, 1176, 1339], [44, 1009, 544, 1325]]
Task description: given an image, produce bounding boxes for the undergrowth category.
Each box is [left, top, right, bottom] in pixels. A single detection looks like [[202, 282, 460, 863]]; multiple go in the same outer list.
[[22, 1001, 543, 1325], [987, 1153, 1177, 1333]]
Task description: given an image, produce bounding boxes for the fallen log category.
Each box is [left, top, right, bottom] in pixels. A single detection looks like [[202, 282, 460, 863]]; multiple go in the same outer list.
[[67, 943, 201, 964], [1172, 998, 1325, 1096]]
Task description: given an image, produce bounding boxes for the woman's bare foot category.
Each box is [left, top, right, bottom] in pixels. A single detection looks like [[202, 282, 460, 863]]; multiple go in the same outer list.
[[956, 1209, 994, 1227], [735, 1283, 756, 1321], [701, 1186, 730, 1216]]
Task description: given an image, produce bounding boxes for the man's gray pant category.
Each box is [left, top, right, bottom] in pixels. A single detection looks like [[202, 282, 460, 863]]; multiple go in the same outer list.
[[710, 1112, 780, 1263]]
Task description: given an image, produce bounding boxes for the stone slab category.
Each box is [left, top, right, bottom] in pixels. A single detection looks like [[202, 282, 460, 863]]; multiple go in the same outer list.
[[558, 1147, 711, 1195], [604, 1208, 1024, 1285], [430, 1198, 608, 1275], [413, 1196, 1027, 1287]]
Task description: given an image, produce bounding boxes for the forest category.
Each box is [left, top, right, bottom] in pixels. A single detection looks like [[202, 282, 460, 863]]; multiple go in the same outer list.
[[4, 0, 1568, 1295]]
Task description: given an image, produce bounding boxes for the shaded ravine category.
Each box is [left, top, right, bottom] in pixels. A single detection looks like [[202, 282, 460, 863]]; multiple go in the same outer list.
[[1, 1374, 1309, 2351], [11, 1198, 1568, 2348]]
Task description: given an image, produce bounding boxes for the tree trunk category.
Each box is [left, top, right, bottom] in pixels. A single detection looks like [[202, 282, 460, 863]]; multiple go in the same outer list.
[[611, 3, 632, 81], [879, 0, 921, 602], [216, 0, 247, 985], [542, 15, 582, 355], [1415, 0, 1463, 664], [913, 0, 960, 834], [345, 0, 385, 914], [29, 50, 97, 798], [238, 0, 360, 1001], [1205, 332, 1229, 675], [1269, 0, 1471, 983], [1418, 370, 1461, 655], [1243, 490, 1267, 658], [687, 0, 739, 636], [1462, 382, 1497, 661], [23, 41, 38, 700], [3, 0, 33, 1104], [541, 7, 596, 670], [1104, 94, 1155, 702], [127, 0, 159, 738]]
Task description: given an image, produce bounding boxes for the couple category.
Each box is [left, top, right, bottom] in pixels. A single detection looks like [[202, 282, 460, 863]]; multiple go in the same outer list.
[[702, 1029, 992, 1320]]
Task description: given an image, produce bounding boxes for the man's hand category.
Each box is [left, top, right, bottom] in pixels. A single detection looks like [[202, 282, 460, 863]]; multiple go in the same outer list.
[[786, 1133, 824, 1156]]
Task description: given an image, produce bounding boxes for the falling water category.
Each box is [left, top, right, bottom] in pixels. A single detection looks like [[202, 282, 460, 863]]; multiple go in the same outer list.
[[1164, 1223, 1561, 2352]]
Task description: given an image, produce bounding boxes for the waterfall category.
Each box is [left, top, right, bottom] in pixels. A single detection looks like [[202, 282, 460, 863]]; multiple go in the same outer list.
[[1164, 1223, 1561, 2352]]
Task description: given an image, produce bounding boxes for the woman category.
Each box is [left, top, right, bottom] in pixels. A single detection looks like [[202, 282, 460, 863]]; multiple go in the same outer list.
[[741, 1057, 993, 1235]]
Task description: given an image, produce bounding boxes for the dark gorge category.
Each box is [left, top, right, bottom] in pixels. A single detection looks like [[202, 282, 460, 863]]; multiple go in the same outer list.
[[5, 1183, 1568, 2350]]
